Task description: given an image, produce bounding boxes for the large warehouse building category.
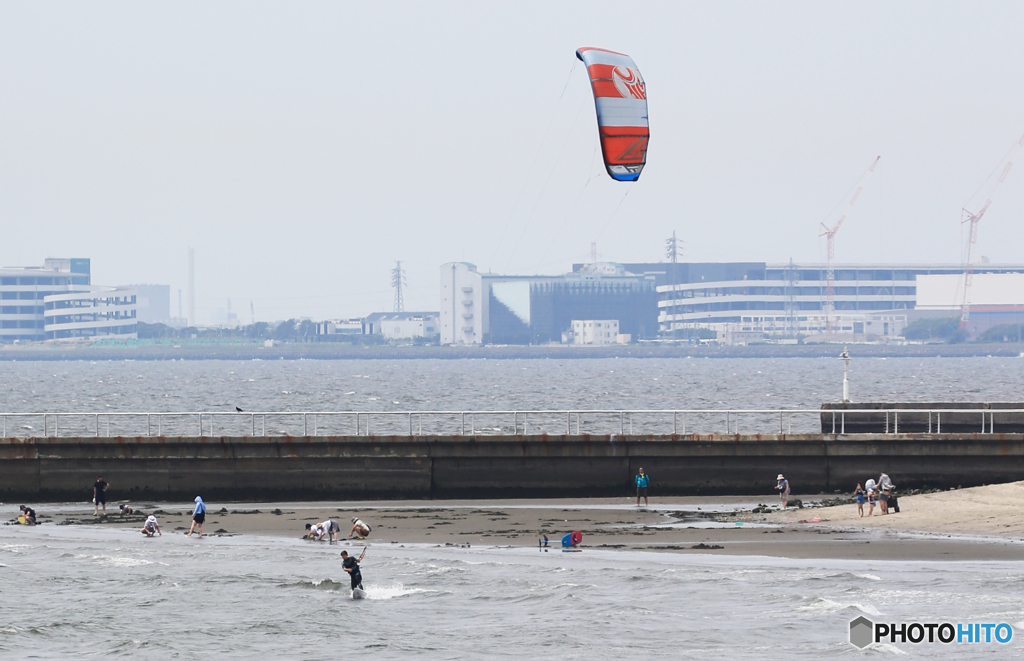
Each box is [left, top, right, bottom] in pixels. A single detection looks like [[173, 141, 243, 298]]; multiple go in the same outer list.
[[440, 262, 657, 345]]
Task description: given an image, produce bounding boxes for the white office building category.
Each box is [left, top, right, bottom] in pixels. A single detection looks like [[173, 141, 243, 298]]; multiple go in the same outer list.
[[44, 287, 138, 340], [1, 258, 137, 343], [657, 262, 1024, 341], [571, 319, 620, 345]]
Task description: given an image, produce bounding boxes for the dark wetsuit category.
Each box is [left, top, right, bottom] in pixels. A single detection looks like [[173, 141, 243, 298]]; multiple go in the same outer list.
[[342, 556, 362, 590]]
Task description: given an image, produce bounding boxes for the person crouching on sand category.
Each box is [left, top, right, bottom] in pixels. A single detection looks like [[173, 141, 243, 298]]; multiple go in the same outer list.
[[349, 517, 371, 539], [854, 483, 865, 517], [776, 474, 790, 509], [186, 496, 206, 537], [141, 515, 161, 536]]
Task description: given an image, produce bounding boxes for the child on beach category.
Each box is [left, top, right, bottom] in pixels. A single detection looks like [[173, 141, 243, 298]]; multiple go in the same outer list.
[[854, 483, 865, 517], [865, 478, 877, 516]]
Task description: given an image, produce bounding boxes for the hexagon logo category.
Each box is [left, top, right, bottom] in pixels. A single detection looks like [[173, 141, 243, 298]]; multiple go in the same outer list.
[[849, 616, 874, 649]]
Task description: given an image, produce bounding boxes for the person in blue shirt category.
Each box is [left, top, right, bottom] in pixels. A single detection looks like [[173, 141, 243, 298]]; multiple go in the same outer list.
[[186, 496, 206, 537], [635, 468, 650, 507], [776, 475, 790, 509]]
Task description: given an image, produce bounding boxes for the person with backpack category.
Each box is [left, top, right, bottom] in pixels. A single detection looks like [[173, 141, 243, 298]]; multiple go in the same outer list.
[[635, 468, 650, 507]]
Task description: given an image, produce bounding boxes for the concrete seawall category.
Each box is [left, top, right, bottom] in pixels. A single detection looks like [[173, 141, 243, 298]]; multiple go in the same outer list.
[[3, 433, 1024, 502]]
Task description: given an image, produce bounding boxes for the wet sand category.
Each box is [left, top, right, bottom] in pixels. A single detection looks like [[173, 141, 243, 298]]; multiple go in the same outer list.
[[32, 491, 1024, 561]]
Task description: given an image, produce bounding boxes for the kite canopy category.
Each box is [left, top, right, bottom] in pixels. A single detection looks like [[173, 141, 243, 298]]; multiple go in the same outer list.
[[576, 47, 649, 182]]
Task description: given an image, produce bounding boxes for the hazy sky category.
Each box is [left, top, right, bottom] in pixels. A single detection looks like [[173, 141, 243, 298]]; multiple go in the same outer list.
[[3, 2, 1024, 322]]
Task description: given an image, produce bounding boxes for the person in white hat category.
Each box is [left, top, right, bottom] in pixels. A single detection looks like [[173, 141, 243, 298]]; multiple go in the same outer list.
[[349, 517, 371, 539], [775, 474, 790, 509]]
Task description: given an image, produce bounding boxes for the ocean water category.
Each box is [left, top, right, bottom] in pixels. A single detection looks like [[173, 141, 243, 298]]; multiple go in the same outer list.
[[2, 356, 1024, 436], [2, 522, 1023, 659], [3, 356, 1024, 657]]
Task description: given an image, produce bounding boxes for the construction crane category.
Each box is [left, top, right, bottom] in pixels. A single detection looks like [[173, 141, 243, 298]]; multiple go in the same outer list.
[[960, 133, 1024, 330], [819, 156, 881, 332]]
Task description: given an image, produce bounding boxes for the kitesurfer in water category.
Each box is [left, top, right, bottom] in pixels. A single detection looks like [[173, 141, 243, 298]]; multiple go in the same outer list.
[[341, 549, 365, 592]]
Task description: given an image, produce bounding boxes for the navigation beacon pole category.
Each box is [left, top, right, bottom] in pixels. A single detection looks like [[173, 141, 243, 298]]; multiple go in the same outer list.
[[840, 346, 851, 403]]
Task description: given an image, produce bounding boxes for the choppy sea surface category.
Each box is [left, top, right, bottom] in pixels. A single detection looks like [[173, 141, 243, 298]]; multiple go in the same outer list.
[[2, 355, 1024, 436], [2, 522, 1023, 660], [2, 357, 1024, 658]]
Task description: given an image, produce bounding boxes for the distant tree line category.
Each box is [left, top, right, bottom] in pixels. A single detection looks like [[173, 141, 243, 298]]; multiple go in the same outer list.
[[137, 320, 385, 344]]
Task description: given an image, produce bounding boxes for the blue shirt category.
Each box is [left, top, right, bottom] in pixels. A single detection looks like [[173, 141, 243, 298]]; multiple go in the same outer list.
[[636, 473, 649, 488]]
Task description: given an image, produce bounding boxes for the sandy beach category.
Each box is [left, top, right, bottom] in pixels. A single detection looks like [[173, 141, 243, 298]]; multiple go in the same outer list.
[[22, 483, 1024, 562]]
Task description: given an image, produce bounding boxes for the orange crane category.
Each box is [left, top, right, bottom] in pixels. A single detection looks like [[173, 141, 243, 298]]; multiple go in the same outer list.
[[820, 156, 881, 332], [960, 133, 1024, 330]]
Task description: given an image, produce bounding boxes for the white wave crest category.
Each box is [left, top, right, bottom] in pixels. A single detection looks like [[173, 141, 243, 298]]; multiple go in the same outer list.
[[796, 597, 881, 616], [363, 583, 429, 600]]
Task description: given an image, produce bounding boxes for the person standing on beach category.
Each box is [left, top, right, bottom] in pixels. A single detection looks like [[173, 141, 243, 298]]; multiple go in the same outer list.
[[878, 472, 894, 515], [865, 479, 877, 516], [186, 496, 206, 537], [93, 475, 108, 516], [776, 474, 790, 509], [854, 483, 865, 517], [341, 549, 365, 592], [635, 468, 650, 507]]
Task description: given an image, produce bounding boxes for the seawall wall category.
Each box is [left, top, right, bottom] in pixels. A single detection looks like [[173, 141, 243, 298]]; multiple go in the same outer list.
[[2, 433, 1023, 502]]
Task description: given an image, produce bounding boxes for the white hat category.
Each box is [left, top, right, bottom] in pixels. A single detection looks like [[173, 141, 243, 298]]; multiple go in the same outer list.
[[777, 474, 785, 480], [351, 517, 358, 523]]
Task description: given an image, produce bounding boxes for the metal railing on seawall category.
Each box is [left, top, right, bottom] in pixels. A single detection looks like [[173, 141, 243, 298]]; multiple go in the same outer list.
[[3, 407, 1024, 438]]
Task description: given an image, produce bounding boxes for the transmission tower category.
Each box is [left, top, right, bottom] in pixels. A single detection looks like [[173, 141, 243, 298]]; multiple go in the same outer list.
[[665, 231, 681, 263], [391, 261, 406, 313]]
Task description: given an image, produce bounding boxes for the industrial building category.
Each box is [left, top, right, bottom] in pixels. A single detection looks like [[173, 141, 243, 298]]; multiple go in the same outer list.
[[133, 284, 171, 324], [651, 262, 1024, 341], [362, 312, 439, 340], [0, 259, 137, 342], [440, 262, 657, 345]]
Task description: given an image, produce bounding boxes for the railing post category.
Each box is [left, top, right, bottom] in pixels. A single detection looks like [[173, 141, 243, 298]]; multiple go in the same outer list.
[[199, 413, 203, 437], [728, 411, 732, 435], [831, 411, 835, 434], [471, 413, 475, 435], [252, 414, 255, 437], [461, 412, 465, 436], [894, 411, 898, 434], [937, 411, 941, 434], [841, 411, 845, 435], [158, 415, 161, 437], [54, 415, 57, 437], [673, 411, 677, 434], [928, 411, 932, 434], [630, 412, 633, 434], [419, 414, 422, 436], [566, 411, 570, 435], [314, 414, 318, 436], [304, 413, 308, 437], [513, 412, 517, 435], [147, 414, 151, 436], [683, 412, 686, 435], [42, 414, 46, 437], [409, 412, 413, 436], [779, 410, 783, 434], [885, 411, 889, 434], [576, 412, 580, 435], [620, 412, 624, 434]]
